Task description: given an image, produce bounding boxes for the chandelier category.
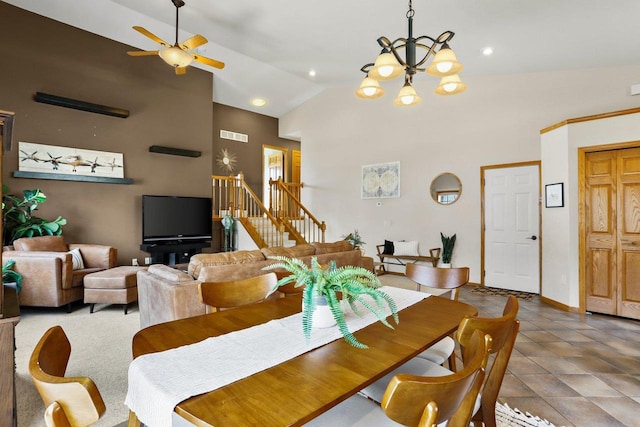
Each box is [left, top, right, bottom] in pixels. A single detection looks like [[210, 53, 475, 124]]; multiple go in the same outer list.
[[356, 0, 466, 106]]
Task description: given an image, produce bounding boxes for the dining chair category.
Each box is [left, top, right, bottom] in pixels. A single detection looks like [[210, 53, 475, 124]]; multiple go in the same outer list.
[[274, 270, 304, 297], [29, 325, 106, 427], [361, 295, 519, 427], [198, 272, 278, 312], [458, 295, 520, 427], [406, 264, 470, 370], [305, 329, 492, 427]]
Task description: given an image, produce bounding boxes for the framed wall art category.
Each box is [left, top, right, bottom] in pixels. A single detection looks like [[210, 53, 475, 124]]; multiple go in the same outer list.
[[18, 141, 124, 179], [361, 161, 400, 199], [545, 182, 564, 208]]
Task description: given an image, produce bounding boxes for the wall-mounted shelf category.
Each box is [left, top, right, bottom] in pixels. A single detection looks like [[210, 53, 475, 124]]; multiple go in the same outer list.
[[33, 92, 129, 118], [13, 171, 133, 184]]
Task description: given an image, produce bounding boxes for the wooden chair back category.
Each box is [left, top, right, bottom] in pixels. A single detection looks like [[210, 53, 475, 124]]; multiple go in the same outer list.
[[381, 329, 492, 427], [198, 272, 277, 312], [45, 402, 71, 427], [405, 264, 470, 300], [456, 295, 520, 427], [274, 271, 305, 296], [29, 326, 106, 427]]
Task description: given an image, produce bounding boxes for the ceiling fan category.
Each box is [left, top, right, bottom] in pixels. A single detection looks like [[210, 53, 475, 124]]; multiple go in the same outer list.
[[127, 0, 225, 75]]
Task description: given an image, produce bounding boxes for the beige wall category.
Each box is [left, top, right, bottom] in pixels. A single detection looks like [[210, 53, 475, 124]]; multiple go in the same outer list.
[[280, 64, 640, 286], [0, 2, 214, 265]]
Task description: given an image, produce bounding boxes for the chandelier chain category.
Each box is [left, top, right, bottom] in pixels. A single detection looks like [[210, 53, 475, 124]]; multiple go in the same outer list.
[[407, 0, 415, 19]]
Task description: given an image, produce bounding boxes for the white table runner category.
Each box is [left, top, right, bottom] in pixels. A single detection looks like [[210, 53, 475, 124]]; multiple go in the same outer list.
[[125, 286, 428, 427]]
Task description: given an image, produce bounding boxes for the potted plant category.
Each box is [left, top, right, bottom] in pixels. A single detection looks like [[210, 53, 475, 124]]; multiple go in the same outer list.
[[2, 187, 67, 246], [2, 259, 23, 294], [342, 229, 366, 254], [440, 232, 456, 267], [264, 256, 398, 349]]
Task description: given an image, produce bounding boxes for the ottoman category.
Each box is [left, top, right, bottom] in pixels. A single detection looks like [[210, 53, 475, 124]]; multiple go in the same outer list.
[[84, 266, 147, 314]]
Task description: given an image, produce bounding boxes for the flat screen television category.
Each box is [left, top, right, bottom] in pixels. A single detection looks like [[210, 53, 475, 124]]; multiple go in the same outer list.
[[142, 195, 212, 244]]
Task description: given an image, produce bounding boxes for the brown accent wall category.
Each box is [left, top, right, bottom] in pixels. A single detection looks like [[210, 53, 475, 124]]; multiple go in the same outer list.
[[212, 103, 300, 195], [0, 3, 213, 265], [210, 104, 300, 251]]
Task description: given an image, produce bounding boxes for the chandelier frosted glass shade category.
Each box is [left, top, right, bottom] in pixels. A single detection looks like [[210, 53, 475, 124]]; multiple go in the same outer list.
[[435, 74, 467, 95], [158, 46, 194, 67], [393, 83, 422, 106], [355, 77, 385, 99], [368, 52, 404, 81], [357, 0, 465, 107], [426, 46, 463, 77]]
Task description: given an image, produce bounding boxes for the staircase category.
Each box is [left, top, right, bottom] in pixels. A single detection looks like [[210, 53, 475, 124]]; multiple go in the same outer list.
[[212, 173, 325, 248]]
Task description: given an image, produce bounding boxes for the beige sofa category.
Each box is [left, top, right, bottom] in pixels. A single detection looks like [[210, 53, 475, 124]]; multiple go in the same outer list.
[[137, 241, 374, 328]]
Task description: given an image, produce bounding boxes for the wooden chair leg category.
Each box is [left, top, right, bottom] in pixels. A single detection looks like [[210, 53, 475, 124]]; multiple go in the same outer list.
[[447, 350, 457, 372], [127, 410, 141, 427]]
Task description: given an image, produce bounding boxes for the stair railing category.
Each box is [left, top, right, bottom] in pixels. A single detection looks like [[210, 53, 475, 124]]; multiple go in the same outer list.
[[269, 178, 325, 244], [212, 173, 284, 248]]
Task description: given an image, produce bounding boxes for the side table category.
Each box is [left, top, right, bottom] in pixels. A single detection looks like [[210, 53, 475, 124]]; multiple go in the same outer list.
[[0, 285, 20, 427]]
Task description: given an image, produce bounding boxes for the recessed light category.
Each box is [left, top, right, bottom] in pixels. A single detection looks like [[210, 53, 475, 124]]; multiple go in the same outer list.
[[482, 47, 494, 56], [251, 98, 267, 107], [308, 69, 316, 77]]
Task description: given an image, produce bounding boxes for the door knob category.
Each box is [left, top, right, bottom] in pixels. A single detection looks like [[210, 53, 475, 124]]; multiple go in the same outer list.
[[526, 235, 537, 240]]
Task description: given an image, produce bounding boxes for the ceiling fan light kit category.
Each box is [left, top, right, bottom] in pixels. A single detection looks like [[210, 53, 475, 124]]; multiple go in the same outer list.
[[356, 0, 466, 106], [127, 0, 224, 75]]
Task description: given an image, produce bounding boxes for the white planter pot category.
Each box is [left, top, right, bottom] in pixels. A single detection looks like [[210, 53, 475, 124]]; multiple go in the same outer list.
[[310, 296, 337, 329], [440, 262, 452, 268]]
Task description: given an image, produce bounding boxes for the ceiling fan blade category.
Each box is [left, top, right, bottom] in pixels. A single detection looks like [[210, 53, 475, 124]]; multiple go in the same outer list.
[[193, 54, 225, 70], [175, 67, 187, 75], [132, 26, 171, 47], [180, 34, 208, 50], [127, 50, 160, 56]]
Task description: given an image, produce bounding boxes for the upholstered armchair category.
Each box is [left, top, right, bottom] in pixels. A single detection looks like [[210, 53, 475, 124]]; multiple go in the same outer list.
[[2, 236, 117, 311]]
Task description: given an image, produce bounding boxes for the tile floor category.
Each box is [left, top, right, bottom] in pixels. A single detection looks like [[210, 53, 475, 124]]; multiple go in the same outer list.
[[457, 286, 640, 427]]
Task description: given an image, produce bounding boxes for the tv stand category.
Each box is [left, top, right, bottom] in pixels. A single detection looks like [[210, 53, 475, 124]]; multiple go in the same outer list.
[[140, 242, 211, 265]]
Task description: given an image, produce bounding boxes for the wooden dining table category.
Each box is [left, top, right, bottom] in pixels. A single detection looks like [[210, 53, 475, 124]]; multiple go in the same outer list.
[[127, 291, 477, 426]]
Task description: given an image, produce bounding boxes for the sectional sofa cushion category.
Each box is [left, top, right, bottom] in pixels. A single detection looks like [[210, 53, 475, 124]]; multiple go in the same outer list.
[[311, 240, 354, 255], [189, 250, 266, 278], [148, 264, 193, 282], [13, 235, 69, 252], [261, 244, 316, 258]]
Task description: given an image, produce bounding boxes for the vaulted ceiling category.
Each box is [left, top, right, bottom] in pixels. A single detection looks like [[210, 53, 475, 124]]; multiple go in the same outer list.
[[6, 0, 640, 117]]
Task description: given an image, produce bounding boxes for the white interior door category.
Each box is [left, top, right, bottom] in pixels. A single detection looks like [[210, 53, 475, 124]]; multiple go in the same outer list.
[[484, 165, 540, 293]]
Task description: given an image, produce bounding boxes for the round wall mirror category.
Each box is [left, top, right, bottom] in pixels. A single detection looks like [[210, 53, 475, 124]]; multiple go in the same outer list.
[[430, 172, 462, 205]]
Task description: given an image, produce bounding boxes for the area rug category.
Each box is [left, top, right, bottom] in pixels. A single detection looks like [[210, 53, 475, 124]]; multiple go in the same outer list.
[[496, 402, 559, 427], [471, 286, 537, 301]]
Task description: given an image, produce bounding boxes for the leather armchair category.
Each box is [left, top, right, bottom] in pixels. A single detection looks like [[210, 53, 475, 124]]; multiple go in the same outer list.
[[2, 236, 117, 310]]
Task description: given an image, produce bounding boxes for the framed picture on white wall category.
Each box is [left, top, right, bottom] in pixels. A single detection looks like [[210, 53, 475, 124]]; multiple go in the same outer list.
[[545, 182, 564, 208], [361, 161, 400, 199]]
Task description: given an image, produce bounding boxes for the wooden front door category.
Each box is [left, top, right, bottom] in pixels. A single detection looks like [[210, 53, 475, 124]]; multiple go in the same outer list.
[[585, 147, 640, 320]]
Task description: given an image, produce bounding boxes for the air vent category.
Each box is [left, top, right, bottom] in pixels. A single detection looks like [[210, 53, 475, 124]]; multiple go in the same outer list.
[[220, 130, 249, 143]]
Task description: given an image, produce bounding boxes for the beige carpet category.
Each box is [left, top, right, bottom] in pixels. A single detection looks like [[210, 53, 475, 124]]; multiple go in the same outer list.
[[15, 303, 139, 427]]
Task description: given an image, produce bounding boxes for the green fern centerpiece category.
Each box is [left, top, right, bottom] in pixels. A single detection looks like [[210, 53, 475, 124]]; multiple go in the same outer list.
[[264, 256, 398, 349]]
